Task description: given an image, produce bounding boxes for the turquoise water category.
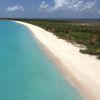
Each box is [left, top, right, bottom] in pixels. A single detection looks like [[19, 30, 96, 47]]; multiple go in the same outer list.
[[0, 20, 83, 100]]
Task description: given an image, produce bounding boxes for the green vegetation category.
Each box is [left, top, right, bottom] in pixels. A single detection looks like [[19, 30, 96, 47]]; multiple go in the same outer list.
[[23, 20, 100, 59], [1, 18, 99, 59]]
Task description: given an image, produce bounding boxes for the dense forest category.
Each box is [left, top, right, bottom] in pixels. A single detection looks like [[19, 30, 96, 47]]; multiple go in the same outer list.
[[23, 20, 100, 59]]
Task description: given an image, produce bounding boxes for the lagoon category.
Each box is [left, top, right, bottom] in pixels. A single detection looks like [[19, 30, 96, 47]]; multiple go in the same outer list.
[[0, 20, 83, 100]]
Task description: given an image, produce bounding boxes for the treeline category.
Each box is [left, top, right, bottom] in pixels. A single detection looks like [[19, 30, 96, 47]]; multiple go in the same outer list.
[[21, 20, 100, 59]]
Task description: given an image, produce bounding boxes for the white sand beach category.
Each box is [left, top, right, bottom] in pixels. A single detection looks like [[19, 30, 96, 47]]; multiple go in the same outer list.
[[15, 21, 100, 100]]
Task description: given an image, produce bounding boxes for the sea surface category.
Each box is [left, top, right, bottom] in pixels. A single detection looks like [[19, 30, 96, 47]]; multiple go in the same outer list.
[[0, 20, 83, 100]]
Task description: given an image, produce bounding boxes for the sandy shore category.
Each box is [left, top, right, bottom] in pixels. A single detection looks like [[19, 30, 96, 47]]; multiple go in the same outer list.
[[15, 21, 100, 100]]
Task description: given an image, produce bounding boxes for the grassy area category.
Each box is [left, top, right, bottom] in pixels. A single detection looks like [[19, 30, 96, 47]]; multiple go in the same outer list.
[[21, 20, 100, 59]]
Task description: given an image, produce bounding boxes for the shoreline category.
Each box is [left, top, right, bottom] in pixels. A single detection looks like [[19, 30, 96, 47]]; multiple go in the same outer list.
[[15, 21, 100, 100]]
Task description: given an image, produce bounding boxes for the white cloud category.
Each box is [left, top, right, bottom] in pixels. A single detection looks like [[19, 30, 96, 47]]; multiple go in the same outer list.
[[40, 1, 49, 9], [39, 0, 98, 12], [79, 1, 96, 11], [6, 5, 24, 12], [38, 1, 49, 12]]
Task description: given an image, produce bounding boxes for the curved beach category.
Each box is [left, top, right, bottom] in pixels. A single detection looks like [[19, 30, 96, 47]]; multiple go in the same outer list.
[[15, 21, 100, 100]]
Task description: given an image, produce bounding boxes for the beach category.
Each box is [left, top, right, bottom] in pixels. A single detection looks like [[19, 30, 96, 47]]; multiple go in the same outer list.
[[15, 21, 100, 100]]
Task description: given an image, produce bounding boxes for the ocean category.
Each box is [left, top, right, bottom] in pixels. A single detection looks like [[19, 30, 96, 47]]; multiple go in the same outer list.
[[0, 20, 83, 100]]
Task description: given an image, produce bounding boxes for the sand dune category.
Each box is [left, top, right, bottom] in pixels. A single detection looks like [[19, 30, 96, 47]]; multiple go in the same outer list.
[[15, 21, 100, 100]]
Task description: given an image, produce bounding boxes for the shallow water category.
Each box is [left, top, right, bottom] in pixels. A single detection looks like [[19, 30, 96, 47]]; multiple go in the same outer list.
[[0, 20, 83, 100]]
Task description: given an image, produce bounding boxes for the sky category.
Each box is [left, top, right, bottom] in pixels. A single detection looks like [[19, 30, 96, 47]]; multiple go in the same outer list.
[[0, 0, 100, 18]]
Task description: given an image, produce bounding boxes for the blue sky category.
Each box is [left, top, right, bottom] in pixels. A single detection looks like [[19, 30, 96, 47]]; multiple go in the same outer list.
[[0, 0, 100, 18]]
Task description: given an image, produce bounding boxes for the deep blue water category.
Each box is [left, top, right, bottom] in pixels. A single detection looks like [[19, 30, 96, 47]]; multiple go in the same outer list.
[[0, 20, 83, 100]]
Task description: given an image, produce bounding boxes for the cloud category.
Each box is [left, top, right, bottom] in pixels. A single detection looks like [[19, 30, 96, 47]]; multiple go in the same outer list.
[[38, 1, 49, 12], [39, 0, 98, 12], [79, 1, 96, 11], [98, 10, 100, 13], [40, 1, 49, 9], [6, 5, 24, 12]]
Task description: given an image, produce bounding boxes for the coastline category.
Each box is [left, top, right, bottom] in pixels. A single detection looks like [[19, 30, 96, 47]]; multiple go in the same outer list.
[[15, 21, 100, 100]]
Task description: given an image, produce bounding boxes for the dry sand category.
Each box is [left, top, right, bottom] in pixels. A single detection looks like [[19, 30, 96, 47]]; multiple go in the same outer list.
[[15, 21, 100, 100]]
